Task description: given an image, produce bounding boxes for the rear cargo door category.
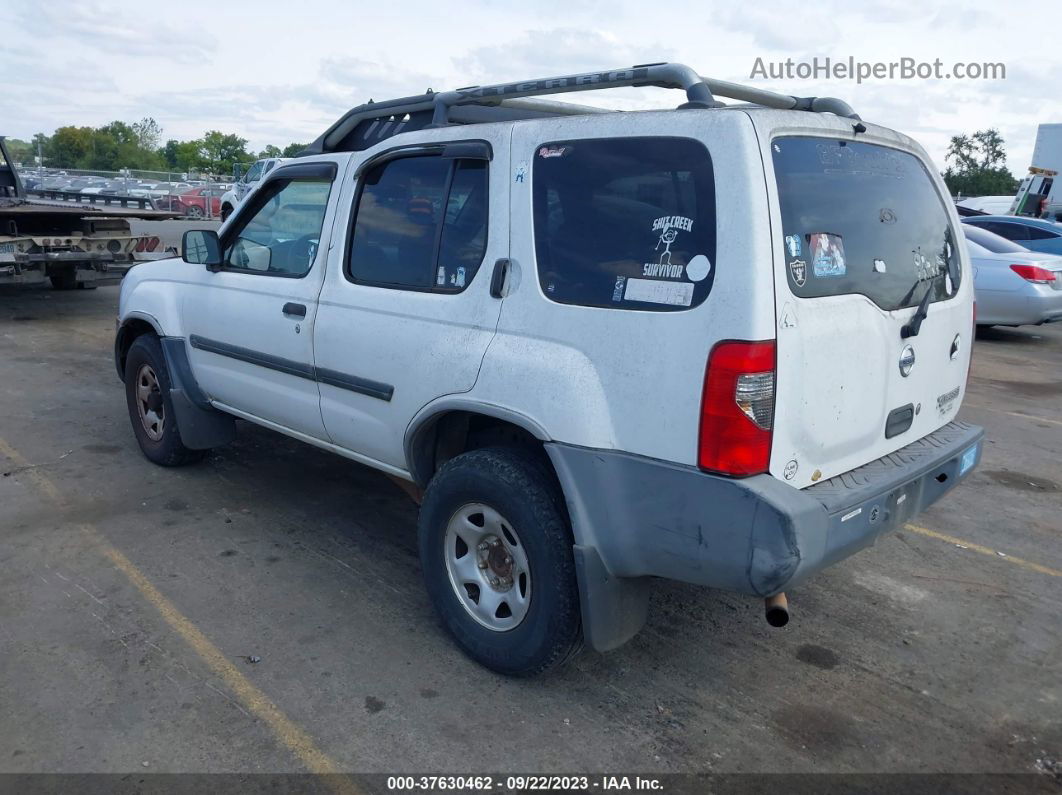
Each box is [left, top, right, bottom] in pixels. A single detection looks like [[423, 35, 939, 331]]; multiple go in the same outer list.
[[766, 134, 974, 489]]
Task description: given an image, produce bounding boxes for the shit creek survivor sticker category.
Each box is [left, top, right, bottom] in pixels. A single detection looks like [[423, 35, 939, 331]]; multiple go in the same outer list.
[[612, 214, 713, 308]]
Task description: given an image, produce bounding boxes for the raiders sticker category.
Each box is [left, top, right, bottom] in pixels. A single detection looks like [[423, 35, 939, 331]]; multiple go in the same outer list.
[[789, 258, 807, 287]]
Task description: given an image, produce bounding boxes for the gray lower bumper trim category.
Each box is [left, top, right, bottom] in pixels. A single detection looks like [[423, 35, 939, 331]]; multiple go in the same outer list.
[[547, 420, 984, 601]]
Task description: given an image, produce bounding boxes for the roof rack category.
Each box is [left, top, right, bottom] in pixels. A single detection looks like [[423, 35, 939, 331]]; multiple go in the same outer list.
[[304, 62, 860, 155]]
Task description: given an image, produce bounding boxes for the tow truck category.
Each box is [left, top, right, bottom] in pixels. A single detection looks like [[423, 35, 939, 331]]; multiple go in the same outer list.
[[1009, 166, 1059, 220], [0, 136, 178, 290]]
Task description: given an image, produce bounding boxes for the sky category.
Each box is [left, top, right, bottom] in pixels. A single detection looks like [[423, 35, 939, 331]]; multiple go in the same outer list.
[[2, 0, 1060, 175]]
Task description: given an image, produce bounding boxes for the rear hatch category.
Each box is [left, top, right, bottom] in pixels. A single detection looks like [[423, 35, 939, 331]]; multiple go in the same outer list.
[[762, 126, 974, 489]]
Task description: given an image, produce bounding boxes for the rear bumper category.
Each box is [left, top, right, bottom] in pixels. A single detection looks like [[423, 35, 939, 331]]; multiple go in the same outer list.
[[548, 420, 983, 647], [978, 286, 1062, 326]]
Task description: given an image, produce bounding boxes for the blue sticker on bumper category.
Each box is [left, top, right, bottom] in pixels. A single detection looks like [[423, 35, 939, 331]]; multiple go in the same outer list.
[[959, 444, 978, 476]]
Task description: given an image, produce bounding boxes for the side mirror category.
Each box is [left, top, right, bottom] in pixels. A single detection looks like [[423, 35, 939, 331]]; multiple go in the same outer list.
[[182, 229, 223, 270]]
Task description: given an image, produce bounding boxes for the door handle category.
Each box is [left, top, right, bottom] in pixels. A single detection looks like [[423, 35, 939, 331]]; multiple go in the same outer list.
[[282, 302, 307, 318], [489, 258, 510, 298]]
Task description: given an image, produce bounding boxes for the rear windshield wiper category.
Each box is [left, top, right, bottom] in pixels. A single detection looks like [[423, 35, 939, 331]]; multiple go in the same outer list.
[[900, 281, 934, 339]]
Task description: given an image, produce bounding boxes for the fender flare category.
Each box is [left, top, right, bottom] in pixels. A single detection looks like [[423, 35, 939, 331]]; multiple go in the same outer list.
[[403, 397, 551, 487], [114, 311, 164, 380]]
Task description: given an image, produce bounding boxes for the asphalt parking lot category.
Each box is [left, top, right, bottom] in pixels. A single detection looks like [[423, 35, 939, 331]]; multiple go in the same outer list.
[[1, 284, 1060, 785]]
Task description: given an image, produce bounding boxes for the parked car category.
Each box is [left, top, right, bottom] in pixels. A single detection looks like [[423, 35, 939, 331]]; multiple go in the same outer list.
[[962, 215, 1062, 255], [219, 157, 286, 221], [956, 195, 1015, 215], [176, 186, 224, 218], [113, 63, 982, 676], [962, 225, 1062, 327]]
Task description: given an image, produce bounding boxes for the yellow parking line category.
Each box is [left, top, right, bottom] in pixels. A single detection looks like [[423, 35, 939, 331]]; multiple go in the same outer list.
[[0, 438, 357, 790], [905, 523, 1062, 578]]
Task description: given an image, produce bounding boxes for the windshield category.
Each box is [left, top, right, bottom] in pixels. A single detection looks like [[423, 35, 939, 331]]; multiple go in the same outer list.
[[773, 137, 961, 311], [961, 223, 1029, 254]]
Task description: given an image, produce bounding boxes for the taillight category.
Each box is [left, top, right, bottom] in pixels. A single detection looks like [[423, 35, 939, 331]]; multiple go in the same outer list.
[[135, 237, 148, 253], [146, 236, 160, 252], [698, 340, 776, 476], [1010, 264, 1056, 283]]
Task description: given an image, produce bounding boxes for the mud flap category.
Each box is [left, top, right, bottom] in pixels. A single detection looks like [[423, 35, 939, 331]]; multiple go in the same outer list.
[[160, 337, 236, 450], [573, 544, 650, 652]]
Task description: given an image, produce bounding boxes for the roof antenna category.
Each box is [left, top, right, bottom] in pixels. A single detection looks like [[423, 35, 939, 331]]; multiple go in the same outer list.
[[853, 122, 867, 134]]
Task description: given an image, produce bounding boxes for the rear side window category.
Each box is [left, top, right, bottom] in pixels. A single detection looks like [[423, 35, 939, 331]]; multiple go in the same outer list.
[[973, 220, 1030, 241], [347, 156, 488, 292], [1026, 225, 1060, 240], [532, 138, 716, 311], [962, 224, 1028, 254], [773, 137, 960, 311]]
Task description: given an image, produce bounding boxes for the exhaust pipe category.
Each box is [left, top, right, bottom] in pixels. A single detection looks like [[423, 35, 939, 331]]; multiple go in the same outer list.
[[765, 593, 789, 627]]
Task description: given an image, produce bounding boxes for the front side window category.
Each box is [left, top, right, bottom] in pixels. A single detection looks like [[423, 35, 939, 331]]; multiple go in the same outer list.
[[224, 179, 331, 277], [773, 137, 961, 310], [532, 137, 717, 311], [347, 155, 488, 291]]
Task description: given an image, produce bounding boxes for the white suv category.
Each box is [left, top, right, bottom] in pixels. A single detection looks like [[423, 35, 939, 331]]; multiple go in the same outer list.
[[114, 64, 983, 676], [218, 157, 287, 221]]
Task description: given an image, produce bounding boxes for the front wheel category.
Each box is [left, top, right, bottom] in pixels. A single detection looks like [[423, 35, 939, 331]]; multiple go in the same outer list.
[[418, 447, 582, 676], [124, 335, 206, 466]]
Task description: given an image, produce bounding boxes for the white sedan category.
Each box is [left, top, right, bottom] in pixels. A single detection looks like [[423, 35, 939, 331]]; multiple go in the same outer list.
[[963, 224, 1062, 327]]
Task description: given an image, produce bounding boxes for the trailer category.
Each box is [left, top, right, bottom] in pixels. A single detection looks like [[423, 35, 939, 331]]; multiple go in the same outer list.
[[0, 136, 178, 290]]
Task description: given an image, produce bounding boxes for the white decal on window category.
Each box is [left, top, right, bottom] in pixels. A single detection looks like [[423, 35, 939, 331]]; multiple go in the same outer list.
[[686, 254, 712, 282], [623, 278, 694, 307]]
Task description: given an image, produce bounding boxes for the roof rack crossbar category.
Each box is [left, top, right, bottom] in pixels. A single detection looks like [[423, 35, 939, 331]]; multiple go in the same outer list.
[[429, 63, 715, 126], [699, 76, 860, 120]]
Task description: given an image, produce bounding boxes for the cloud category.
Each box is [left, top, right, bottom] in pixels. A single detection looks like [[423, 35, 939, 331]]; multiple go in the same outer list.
[[12, 0, 216, 63]]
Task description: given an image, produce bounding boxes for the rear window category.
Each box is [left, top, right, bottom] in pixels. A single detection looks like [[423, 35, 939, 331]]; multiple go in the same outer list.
[[773, 137, 960, 311], [533, 137, 716, 311], [962, 223, 1028, 254]]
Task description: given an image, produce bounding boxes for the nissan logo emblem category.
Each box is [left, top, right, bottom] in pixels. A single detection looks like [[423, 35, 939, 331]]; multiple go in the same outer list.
[[899, 345, 916, 377]]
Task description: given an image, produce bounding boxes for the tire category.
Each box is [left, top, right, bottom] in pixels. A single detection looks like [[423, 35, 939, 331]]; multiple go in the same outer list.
[[124, 334, 207, 466], [418, 447, 582, 677], [221, 204, 233, 222], [49, 271, 78, 290]]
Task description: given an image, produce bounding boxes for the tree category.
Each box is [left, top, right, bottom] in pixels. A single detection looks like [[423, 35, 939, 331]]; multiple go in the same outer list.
[[281, 142, 308, 157], [942, 129, 1018, 197], [258, 144, 282, 159], [198, 130, 252, 175], [47, 126, 95, 168], [3, 138, 34, 165], [161, 139, 203, 172], [132, 118, 163, 151]]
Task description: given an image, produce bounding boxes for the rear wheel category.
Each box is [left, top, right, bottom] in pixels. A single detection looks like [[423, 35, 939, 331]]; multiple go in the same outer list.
[[186, 205, 204, 219], [49, 271, 78, 290], [124, 334, 206, 466], [418, 447, 581, 676], [221, 203, 233, 222]]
